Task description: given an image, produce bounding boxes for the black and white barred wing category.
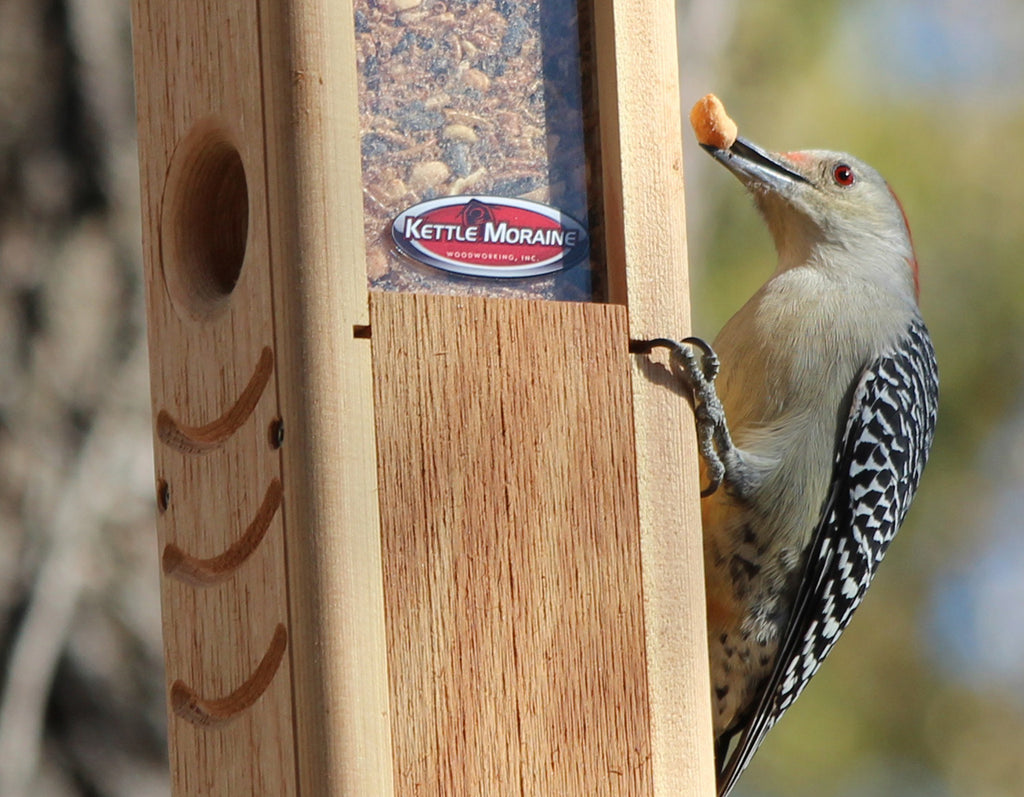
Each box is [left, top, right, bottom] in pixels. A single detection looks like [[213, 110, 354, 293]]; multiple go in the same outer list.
[[718, 320, 938, 796]]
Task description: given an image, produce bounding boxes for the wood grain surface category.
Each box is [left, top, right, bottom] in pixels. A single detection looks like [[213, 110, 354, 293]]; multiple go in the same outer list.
[[372, 293, 653, 795], [593, 0, 717, 792], [133, 0, 713, 793], [133, 0, 393, 794]]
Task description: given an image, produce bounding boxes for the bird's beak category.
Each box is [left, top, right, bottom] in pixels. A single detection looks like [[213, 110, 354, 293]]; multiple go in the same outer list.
[[702, 137, 810, 189]]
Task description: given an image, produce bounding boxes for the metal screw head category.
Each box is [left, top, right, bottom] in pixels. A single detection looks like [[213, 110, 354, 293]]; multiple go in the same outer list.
[[269, 418, 284, 449], [157, 479, 170, 512]]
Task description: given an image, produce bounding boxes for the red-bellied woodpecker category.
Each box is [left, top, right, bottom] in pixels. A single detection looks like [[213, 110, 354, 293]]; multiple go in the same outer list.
[[638, 133, 938, 794]]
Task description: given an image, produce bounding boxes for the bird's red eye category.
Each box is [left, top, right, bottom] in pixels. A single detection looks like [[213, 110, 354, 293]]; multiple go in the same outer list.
[[833, 164, 855, 186]]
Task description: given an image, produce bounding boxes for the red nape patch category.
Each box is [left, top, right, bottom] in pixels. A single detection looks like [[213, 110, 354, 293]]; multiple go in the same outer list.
[[888, 183, 920, 299]]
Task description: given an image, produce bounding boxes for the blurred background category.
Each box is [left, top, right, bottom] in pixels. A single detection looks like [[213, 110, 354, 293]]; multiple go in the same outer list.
[[0, 0, 167, 796], [0, 0, 1020, 795]]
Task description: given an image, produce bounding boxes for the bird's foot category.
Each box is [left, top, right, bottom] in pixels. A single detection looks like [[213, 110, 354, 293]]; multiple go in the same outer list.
[[634, 337, 737, 497]]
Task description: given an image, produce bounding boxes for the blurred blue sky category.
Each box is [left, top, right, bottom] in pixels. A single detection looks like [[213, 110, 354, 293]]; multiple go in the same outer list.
[[929, 390, 1024, 697], [841, 0, 1024, 101]]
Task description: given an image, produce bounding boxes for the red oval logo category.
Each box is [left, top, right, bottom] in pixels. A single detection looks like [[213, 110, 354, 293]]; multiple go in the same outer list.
[[392, 196, 589, 278]]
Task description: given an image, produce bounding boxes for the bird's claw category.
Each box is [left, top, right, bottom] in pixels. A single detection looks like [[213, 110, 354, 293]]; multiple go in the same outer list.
[[635, 336, 734, 497], [680, 336, 721, 383]]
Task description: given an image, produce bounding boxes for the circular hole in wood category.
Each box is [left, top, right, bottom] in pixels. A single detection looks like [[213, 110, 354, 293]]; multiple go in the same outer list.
[[161, 121, 249, 321]]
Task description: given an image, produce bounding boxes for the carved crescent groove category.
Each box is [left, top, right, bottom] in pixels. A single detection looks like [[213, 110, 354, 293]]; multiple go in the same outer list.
[[162, 478, 282, 585], [169, 623, 288, 727], [157, 346, 274, 453]]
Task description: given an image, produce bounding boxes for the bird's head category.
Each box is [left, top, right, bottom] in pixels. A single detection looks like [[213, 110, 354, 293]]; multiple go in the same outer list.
[[703, 137, 920, 301]]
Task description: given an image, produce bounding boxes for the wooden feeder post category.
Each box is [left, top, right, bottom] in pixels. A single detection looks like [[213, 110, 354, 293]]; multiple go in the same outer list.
[[131, 0, 715, 794]]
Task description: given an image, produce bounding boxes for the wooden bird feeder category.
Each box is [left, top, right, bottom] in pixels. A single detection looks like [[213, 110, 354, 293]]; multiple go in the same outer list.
[[131, 0, 714, 793]]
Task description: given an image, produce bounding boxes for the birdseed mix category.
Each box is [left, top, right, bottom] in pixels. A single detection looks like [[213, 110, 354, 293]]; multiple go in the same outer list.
[[354, 0, 601, 300]]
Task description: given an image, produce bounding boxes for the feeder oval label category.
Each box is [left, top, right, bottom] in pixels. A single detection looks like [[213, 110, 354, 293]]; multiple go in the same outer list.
[[392, 196, 589, 278]]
